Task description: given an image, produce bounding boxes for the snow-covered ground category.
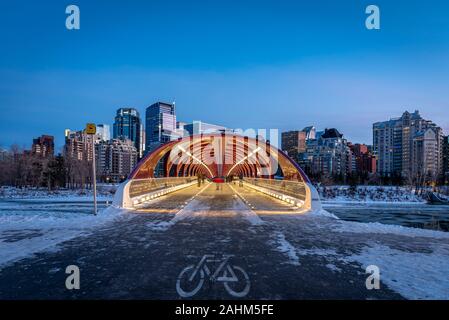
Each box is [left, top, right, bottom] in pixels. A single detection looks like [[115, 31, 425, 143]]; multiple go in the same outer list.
[[269, 215, 449, 300], [331, 216, 449, 300], [345, 243, 449, 300], [0, 200, 125, 267], [318, 185, 425, 204], [337, 220, 449, 300], [0, 186, 116, 202], [335, 219, 449, 239]]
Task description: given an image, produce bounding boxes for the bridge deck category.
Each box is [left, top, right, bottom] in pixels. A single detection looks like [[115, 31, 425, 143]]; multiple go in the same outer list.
[[1, 183, 448, 299]]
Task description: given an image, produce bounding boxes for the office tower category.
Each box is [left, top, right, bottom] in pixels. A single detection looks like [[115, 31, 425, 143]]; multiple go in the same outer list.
[[31, 135, 54, 158], [113, 108, 143, 158], [96, 124, 111, 142], [184, 121, 228, 136], [174, 121, 187, 137], [145, 102, 177, 153], [373, 110, 443, 181]]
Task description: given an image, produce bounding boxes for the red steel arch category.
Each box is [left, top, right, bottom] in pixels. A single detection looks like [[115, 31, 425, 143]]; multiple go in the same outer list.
[[129, 133, 311, 183]]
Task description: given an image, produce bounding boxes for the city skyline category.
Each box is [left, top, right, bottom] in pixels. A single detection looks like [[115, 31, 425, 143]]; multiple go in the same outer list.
[[1, 103, 446, 154], [1, 0, 449, 148]]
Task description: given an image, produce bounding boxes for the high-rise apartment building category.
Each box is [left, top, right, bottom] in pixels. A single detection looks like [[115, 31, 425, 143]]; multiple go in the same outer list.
[[64, 129, 96, 162], [302, 126, 316, 141], [443, 136, 449, 181], [0, 148, 8, 161], [281, 131, 307, 157], [412, 129, 440, 180], [31, 135, 54, 158], [113, 108, 144, 158], [145, 102, 177, 153], [349, 143, 376, 175], [373, 110, 443, 181], [95, 139, 138, 183], [301, 128, 352, 177]]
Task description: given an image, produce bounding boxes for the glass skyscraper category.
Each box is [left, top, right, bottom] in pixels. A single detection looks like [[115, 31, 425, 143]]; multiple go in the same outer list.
[[145, 102, 177, 154], [113, 108, 143, 158]]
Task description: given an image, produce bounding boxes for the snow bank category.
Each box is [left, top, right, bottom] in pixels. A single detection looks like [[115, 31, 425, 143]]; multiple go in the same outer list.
[[346, 244, 449, 300], [335, 220, 449, 239], [319, 185, 425, 204], [292, 237, 449, 299], [0, 206, 125, 268], [0, 186, 116, 201], [308, 209, 339, 219]]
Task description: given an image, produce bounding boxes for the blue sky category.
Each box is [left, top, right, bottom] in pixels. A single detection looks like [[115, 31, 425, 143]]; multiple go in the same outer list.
[[1, 0, 449, 150]]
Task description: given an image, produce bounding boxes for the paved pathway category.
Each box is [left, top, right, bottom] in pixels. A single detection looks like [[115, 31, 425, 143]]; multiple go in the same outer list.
[[1, 183, 448, 299]]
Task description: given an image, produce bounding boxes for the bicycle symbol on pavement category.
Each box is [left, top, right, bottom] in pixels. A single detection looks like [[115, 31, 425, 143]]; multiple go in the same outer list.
[[176, 254, 251, 298]]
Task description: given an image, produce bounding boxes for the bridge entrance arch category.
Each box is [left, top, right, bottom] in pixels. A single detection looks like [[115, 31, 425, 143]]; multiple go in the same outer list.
[[113, 133, 321, 211]]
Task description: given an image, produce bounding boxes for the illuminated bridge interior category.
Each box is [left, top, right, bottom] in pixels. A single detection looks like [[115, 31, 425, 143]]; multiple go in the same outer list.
[[113, 133, 321, 213]]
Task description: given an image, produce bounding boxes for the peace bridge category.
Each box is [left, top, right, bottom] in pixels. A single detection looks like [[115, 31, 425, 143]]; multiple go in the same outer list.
[[113, 133, 321, 213]]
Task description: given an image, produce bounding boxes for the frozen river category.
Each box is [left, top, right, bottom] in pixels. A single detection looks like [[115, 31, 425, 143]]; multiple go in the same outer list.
[[324, 202, 449, 232]]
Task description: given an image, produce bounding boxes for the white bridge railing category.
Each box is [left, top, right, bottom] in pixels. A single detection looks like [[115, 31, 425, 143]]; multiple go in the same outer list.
[[243, 178, 307, 202], [129, 177, 195, 198], [113, 177, 196, 209], [243, 178, 321, 212], [113, 176, 321, 212]]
